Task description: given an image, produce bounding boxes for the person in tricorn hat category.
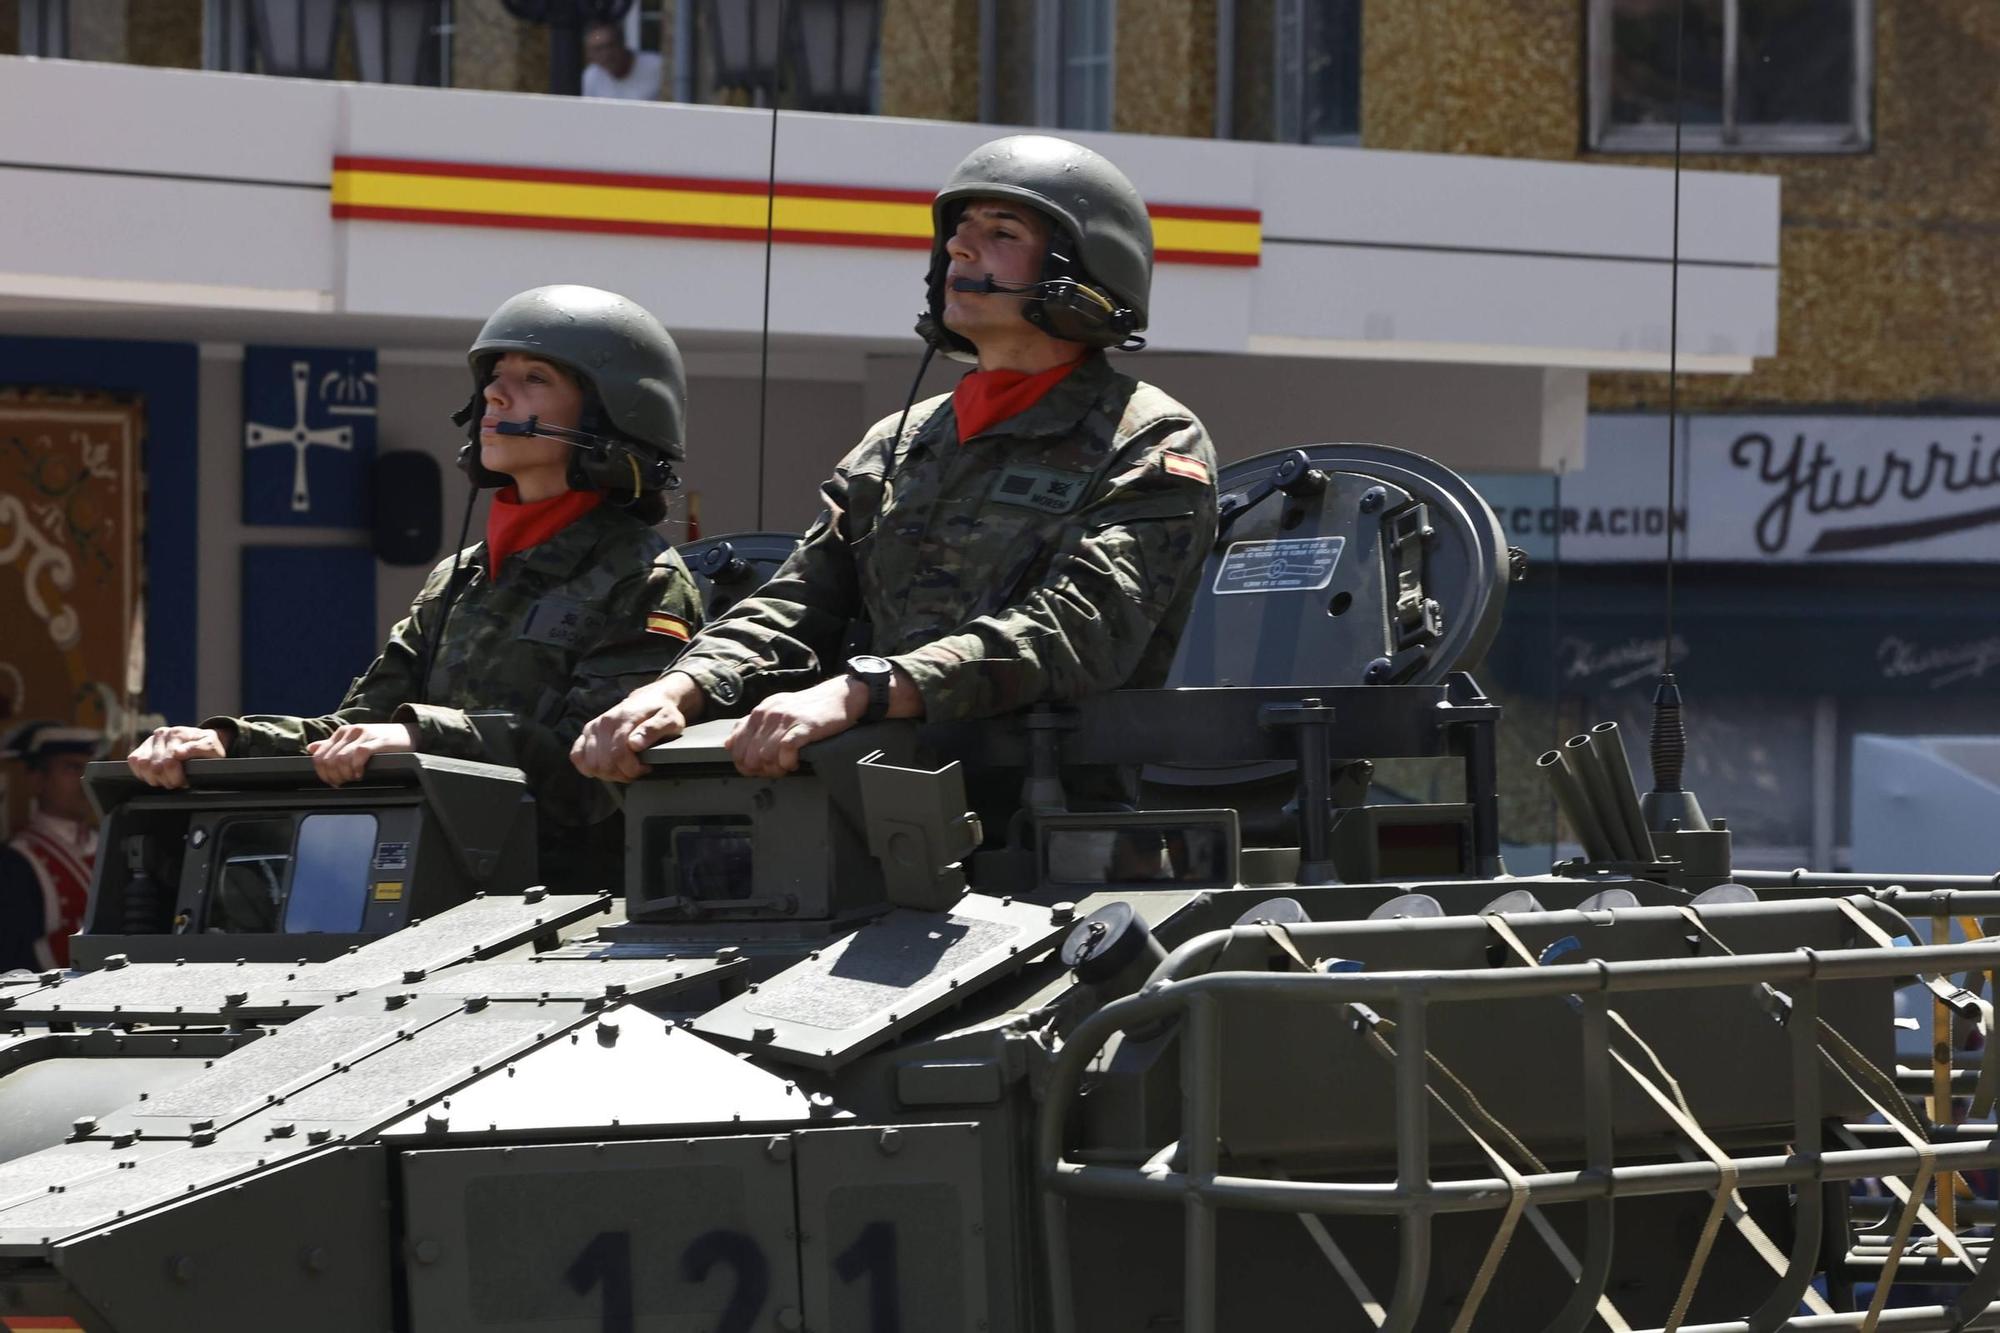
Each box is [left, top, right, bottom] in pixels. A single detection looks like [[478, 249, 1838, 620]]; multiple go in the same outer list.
[[126, 286, 704, 892], [0, 720, 102, 972], [572, 134, 1218, 782]]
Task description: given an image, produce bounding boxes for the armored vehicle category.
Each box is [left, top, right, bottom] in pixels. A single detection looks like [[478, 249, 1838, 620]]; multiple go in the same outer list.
[[2, 444, 1998, 1332]]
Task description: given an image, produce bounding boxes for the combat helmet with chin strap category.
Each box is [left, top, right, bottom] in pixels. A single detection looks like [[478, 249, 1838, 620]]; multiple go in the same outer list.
[[453, 284, 687, 505], [917, 134, 1154, 363]]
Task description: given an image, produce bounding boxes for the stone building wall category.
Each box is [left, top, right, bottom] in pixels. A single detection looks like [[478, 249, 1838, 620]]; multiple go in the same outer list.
[[876, 0, 980, 123], [451, 0, 549, 96], [1113, 0, 1214, 138], [1360, 2, 2000, 413]]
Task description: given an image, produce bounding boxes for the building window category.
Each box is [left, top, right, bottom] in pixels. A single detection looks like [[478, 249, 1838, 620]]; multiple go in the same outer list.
[[204, 0, 257, 72], [1588, 0, 1872, 153], [19, 0, 68, 57], [1050, 0, 1114, 131], [1219, 0, 1360, 146], [980, 0, 1115, 131]]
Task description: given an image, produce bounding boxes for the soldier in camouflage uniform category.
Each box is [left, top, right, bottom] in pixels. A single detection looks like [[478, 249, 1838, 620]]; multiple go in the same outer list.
[[129, 286, 703, 891], [573, 136, 1218, 782]]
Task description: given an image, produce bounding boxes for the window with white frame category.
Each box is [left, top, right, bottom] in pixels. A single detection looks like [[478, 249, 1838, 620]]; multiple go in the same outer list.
[[1589, 0, 1871, 153]]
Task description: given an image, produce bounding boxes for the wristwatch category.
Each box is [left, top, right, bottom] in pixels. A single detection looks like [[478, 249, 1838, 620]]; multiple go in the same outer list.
[[846, 655, 895, 724]]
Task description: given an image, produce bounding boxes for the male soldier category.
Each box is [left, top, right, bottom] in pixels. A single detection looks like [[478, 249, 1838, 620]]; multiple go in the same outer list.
[[573, 135, 1218, 782], [0, 721, 100, 972]]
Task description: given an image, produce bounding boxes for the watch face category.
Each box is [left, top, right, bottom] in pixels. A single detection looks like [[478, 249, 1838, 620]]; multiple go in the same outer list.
[[849, 655, 893, 676]]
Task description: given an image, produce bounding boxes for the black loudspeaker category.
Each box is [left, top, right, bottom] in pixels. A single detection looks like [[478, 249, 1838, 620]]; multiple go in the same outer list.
[[373, 449, 443, 567]]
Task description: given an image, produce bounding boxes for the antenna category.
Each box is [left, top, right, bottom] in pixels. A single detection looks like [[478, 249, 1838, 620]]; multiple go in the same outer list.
[[752, 0, 787, 530], [1642, 0, 1709, 837]]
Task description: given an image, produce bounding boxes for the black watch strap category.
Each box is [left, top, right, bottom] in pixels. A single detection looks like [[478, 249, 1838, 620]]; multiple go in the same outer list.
[[847, 655, 893, 724]]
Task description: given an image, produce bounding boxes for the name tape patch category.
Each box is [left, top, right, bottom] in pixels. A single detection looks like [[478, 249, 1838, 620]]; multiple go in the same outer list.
[[1212, 536, 1346, 595], [520, 597, 606, 648], [989, 464, 1092, 515]]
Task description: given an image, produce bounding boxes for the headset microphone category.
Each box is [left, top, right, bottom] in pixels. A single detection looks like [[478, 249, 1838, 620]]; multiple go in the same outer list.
[[949, 274, 1049, 297], [490, 415, 599, 447], [467, 413, 677, 500]]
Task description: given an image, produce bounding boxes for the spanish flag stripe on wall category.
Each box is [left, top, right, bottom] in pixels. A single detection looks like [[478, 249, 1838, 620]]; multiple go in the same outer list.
[[331, 157, 1259, 267]]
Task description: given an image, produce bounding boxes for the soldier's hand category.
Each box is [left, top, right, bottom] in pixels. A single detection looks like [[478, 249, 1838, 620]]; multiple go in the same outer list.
[[306, 722, 416, 787], [127, 726, 229, 789], [571, 674, 703, 783], [725, 678, 864, 779]]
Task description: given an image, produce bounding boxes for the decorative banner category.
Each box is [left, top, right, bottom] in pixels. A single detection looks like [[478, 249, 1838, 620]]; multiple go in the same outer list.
[[0, 389, 147, 830], [242, 346, 378, 528], [331, 156, 1263, 267]]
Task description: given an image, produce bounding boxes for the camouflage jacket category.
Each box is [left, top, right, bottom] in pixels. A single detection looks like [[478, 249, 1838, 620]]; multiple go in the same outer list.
[[671, 355, 1218, 722], [211, 504, 702, 890]]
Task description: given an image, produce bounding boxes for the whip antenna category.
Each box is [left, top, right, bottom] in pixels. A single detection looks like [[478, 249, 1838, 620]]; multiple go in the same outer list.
[[1643, 0, 1708, 837], [752, 0, 786, 529]]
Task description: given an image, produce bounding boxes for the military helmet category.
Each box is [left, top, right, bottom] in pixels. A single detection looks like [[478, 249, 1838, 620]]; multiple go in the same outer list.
[[921, 134, 1154, 360], [467, 284, 687, 464]]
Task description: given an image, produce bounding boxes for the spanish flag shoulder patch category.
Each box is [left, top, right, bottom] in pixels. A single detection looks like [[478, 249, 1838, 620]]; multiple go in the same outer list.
[[645, 611, 692, 642], [4, 1319, 87, 1331], [1161, 452, 1211, 484]]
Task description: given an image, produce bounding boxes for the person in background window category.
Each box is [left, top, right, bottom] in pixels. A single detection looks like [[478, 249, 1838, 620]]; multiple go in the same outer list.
[[0, 722, 101, 972], [125, 287, 703, 893], [582, 21, 663, 101]]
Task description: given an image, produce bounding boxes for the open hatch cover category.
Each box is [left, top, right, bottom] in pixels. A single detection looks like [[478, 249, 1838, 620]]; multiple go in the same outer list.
[[1169, 443, 1512, 690]]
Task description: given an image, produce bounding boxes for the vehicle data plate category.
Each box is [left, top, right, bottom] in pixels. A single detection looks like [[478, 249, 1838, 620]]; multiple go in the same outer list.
[[1212, 536, 1345, 594]]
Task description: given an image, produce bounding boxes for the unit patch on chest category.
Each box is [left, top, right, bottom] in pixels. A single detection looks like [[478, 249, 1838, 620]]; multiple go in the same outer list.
[[988, 464, 1093, 515], [518, 597, 606, 648]]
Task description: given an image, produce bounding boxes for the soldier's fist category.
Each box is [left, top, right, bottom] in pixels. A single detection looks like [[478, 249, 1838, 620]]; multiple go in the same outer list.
[[306, 722, 416, 787], [127, 726, 230, 789], [571, 673, 704, 783]]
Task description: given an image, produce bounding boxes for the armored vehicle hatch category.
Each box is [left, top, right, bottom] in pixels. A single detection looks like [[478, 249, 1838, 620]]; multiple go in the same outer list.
[[1171, 442, 1513, 689], [75, 753, 537, 966], [680, 531, 802, 620]]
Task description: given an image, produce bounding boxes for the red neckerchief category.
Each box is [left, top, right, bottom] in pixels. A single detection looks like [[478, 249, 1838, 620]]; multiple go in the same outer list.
[[485, 486, 601, 576], [951, 355, 1086, 444]]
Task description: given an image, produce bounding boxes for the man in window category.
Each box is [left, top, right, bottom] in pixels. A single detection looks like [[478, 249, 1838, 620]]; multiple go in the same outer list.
[[573, 134, 1218, 782], [582, 21, 663, 101]]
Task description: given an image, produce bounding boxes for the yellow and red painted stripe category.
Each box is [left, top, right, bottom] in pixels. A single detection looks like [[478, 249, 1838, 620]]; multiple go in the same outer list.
[[331, 156, 1260, 267]]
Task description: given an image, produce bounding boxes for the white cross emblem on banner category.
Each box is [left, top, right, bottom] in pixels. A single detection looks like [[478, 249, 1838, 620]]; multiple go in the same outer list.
[[245, 361, 352, 512]]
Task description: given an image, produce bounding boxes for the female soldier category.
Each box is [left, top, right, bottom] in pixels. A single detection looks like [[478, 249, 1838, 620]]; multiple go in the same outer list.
[[128, 285, 703, 892]]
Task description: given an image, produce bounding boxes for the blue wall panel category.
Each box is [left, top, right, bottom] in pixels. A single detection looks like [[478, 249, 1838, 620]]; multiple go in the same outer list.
[[0, 336, 198, 722], [240, 546, 378, 718], [241, 346, 377, 529]]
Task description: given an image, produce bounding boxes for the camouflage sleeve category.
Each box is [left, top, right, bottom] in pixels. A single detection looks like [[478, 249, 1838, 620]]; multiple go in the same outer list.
[[207, 554, 460, 757], [393, 548, 705, 829], [886, 418, 1219, 722], [668, 468, 865, 715]]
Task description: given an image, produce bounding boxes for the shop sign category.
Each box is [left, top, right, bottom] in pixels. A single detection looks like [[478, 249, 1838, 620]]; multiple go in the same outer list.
[[1473, 415, 2000, 565], [1470, 416, 1688, 566], [1692, 416, 2000, 562]]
